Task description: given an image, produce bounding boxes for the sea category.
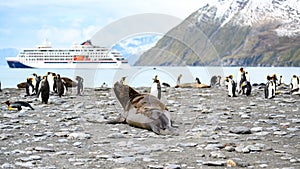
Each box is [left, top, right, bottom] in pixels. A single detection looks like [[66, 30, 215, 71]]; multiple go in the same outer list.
[[0, 65, 299, 89]]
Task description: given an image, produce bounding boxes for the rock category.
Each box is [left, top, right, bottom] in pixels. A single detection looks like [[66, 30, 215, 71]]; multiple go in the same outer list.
[[107, 133, 126, 138], [229, 126, 251, 134], [203, 161, 226, 166], [177, 142, 198, 147], [15, 162, 36, 168], [210, 151, 226, 159], [251, 127, 263, 132], [204, 144, 224, 150], [68, 132, 91, 139], [1, 163, 15, 168], [34, 147, 55, 152], [1, 85, 299, 168], [245, 145, 261, 152], [164, 164, 181, 169]]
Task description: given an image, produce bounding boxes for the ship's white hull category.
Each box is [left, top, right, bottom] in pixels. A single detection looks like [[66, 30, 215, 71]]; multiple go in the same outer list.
[[6, 57, 130, 69]]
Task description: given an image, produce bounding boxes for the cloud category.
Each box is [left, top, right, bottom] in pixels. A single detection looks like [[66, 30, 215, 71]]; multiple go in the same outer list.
[[37, 27, 81, 45], [0, 0, 207, 48]]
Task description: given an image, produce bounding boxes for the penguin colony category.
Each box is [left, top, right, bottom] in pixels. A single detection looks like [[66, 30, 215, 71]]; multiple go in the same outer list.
[[1, 72, 84, 111], [1, 68, 299, 134], [223, 67, 299, 99]]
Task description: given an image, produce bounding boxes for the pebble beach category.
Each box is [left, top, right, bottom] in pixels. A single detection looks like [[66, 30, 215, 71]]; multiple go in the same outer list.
[[0, 84, 299, 169]]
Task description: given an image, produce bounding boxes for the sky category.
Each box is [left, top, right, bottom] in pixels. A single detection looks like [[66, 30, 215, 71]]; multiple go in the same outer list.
[[0, 0, 209, 49]]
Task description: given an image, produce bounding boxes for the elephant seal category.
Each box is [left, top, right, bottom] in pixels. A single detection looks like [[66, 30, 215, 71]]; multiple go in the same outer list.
[[175, 77, 210, 88], [110, 81, 176, 135]]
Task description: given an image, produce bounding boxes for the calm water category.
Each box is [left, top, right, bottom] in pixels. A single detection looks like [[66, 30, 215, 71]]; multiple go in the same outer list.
[[0, 65, 299, 88]]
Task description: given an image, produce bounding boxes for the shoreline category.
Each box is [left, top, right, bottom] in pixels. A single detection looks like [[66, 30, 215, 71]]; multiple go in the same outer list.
[[0, 85, 299, 168]]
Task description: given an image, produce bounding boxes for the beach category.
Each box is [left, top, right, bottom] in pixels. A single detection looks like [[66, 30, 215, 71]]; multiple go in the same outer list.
[[0, 85, 299, 168]]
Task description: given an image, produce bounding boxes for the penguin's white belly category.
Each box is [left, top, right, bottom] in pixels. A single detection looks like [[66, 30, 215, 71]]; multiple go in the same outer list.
[[150, 84, 158, 98]]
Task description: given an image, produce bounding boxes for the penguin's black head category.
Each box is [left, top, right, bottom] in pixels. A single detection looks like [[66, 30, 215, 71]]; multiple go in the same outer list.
[[2, 100, 10, 106], [33, 73, 37, 76], [153, 75, 159, 83], [76, 76, 83, 81], [293, 75, 297, 78]]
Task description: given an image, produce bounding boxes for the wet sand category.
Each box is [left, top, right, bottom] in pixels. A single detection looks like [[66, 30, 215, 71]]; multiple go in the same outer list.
[[0, 85, 299, 168]]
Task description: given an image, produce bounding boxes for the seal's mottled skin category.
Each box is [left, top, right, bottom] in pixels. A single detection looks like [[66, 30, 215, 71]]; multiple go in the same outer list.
[[112, 81, 176, 135]]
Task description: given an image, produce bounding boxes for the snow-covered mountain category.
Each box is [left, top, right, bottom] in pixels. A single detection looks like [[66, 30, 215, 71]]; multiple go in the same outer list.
[[111, 34, 162, 65], [196, 0, 300, 36], [137, 0, 300, 66]]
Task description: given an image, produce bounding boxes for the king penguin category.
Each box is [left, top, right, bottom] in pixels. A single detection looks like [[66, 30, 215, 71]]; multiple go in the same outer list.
[[237, 67, 246, 94], [25, 78, 35, 96], [177, 74, 183, 85], [225, 75, 236, 97], [37, 76, 50, 104], [290, 75, 300, 95], [75, 76, 84, 95], [2, 100, 34, 111], [265, 75, 275, 99], [241, 81, 252, 96], [32, 73, 41, 94], [47, 72, 56, 93], [150, 75, 161, 100], [56, 74, 65, 97]]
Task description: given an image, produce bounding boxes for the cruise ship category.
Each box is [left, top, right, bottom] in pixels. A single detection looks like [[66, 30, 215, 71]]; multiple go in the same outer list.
[[6, 40, 129, 69]]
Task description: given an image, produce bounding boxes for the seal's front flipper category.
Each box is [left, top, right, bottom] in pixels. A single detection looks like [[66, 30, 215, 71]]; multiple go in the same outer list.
[[106, 114, 126, 124]]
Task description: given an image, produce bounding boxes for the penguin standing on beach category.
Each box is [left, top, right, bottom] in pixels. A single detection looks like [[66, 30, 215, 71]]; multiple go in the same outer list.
[[271, 74, 278, 92], [75, 76, 84, 95], [195, 77, 201, 84], [265, 75, 275, 99], [25, 78, 35, 96], [32, 73, 41, 94], [279, 75, 284, 86], [37, 76, 50, 104], [2, 100, 34, 111], [241, 81, 252, 96], [47, 72, 56, 93], [225, 75, 236, 97], [150, 75, 161, 100], [237, 67, 246, 94], [56, 74, 65, 97], [177, 74, 183, 85], [290, 75, 299, 95], [240, 72, 251, 96], [210, 75, 221, 87]]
